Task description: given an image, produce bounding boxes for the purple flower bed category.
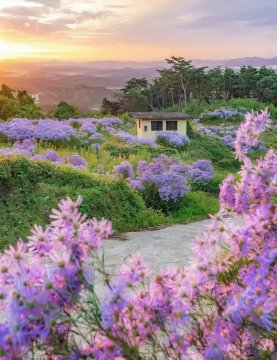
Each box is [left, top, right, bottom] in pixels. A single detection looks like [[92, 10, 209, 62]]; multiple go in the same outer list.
[[129, 156, 215, 203], [129, 156, 191, 203], [204, 108, 244, 119], [0, 117, 124, 145], [197, 123, 265, 151], [113, 161, 134, 179], [0, 140, 87, 170], [67, 154, 87, 169], [156, 132, 190, 148], [0, 118, 77, 141], [187, 159, 215, 183], [114, 130, 156, 147], [0, 110, 275, 359]]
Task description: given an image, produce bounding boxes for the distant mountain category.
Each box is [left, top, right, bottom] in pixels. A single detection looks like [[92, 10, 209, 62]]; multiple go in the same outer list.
[[1, 57, 276, 111], [192, 57, 277, 68]]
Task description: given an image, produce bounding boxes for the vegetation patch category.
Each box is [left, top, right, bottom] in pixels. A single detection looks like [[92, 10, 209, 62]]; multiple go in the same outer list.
[[0, 156, 165, 250]]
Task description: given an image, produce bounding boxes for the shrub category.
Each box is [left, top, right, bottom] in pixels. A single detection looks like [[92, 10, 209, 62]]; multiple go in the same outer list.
[[191, 173, 225, 195], [128, 155, 190, 212], [103, 144, 177, 159], [0, 156, 163, 250], [186, 128, 241, 171], [156, 132, 190, 149], [113, 161, 134, 179]]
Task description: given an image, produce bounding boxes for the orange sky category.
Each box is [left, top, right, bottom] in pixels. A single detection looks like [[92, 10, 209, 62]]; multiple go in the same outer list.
[[0, 0, 276, 61]]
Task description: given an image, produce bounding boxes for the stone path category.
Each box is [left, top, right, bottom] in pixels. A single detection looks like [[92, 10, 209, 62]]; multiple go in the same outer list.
[[99, 216, 244, 276]]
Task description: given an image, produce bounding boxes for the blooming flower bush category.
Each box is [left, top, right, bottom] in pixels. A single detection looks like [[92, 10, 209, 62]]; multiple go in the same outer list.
[[128, 155, 190, 211], [202, 108, 244, 121], [127, 156, 214, 211], [197, 123, 265, 152], [113, 130, 156, 147], [113, 161, 134, 179], [156, 132, 190, 149], [0, 117, 124, 146], [0, 109, 276, 359], [0, 118, 77, 141], [0, 197, 114, 358], [67, 154, 87, 169], [186, 159, 215, 183], [0, 140, 87, 169]]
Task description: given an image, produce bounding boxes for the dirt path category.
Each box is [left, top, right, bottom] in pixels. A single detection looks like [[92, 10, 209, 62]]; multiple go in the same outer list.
[[99, 216, 244, 275]]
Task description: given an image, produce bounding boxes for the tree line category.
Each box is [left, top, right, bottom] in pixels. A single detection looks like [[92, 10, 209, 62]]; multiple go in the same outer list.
[[0, 85, 83, 121], [101, 56, 277, 114]]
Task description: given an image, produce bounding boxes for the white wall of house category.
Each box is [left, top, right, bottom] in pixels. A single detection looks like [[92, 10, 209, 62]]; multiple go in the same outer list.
[[136, 119, 187, 140]]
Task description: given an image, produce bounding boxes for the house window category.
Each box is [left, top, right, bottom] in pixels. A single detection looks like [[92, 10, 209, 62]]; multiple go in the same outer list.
[[166, 121, 178, 131], [151, 121, 163, 131], [144, 125, 148, 132]]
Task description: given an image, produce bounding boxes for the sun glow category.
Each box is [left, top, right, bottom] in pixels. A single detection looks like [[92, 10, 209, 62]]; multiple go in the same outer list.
[[0, 40, 46, 60]]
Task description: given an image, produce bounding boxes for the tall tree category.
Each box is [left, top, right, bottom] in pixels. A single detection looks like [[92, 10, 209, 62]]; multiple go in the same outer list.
[[52, 101, 80, 120], [0, 84, 14, 99], [239, 66, 259, 98], [163, 57, 196, 106]]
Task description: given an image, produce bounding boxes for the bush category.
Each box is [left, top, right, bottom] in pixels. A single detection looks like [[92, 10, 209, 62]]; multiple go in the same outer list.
[[156, 132, 190, 149], [191, 173, 225, 195], [186, 127, 241, 172], [0, 156, 163, 250], [104, 143, 178, 159]]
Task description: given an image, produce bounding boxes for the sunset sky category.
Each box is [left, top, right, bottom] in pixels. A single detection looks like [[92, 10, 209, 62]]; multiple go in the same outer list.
[[0, 0, 276, 61]]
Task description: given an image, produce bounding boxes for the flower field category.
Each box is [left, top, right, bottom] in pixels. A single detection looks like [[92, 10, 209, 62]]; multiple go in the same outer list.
[[0, 112, 235, 247], [0, 106, 276, 244], [0, 108, 276, 358]]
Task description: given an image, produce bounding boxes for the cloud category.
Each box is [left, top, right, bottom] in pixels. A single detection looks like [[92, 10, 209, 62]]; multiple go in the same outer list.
[[1, 6, 44, 17], [24, 0, 60, 6], [177, 0, 277, 29], [0, 0, 276, 60], [0, 2, 114, 37], [63, 9, 113, 22]]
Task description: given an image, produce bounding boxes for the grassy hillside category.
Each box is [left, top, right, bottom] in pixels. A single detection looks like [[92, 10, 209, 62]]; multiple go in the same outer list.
[[0, 156, 165, 250], [0, 156, 220, 250], [4, 102, 271, 249]]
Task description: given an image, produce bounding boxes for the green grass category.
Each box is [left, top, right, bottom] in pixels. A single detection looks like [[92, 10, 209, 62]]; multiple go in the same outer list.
[[184, 123, 241, 173], [0, 110, 243, 251], [0, 155, 221, 251], [0, 156, 165, 250], [180, 98, 277, 120], [168, 191, 219, 224], [0, 159, 224, 251]]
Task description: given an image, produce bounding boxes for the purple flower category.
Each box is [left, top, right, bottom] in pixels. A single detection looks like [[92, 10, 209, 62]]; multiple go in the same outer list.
[[113, 161, 134, 179], [157, 132, 190, 148], [67, 154, 87, 169]]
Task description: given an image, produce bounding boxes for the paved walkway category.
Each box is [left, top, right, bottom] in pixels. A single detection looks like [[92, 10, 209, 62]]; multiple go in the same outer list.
[[99, 216, 244, 276]]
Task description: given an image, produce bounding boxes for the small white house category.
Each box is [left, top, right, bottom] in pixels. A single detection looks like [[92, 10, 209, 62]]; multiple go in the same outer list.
[[132, 112, 190, 140]]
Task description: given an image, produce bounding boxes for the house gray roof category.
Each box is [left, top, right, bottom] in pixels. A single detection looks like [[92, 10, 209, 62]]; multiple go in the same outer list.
[[131, 112, 190, 120]]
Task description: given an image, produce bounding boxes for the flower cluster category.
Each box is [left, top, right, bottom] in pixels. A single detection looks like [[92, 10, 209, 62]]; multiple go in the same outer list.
[[129, 155, 190, 202], [186, 159, 215, 183], [128, 156, 214, 204], [205, 108, 244, 120], [0, 197, 113, 357], [0, 117, 124, 146], [66, 154, 87, 169], [0, 140, 87, 169], [113, 130, 156, 147], [0, 118, 77, 141], [113, 161, 134, 179], [234, 108, 271, 159], [197, 123, 265, 152], [156, 132, 190, 148]]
